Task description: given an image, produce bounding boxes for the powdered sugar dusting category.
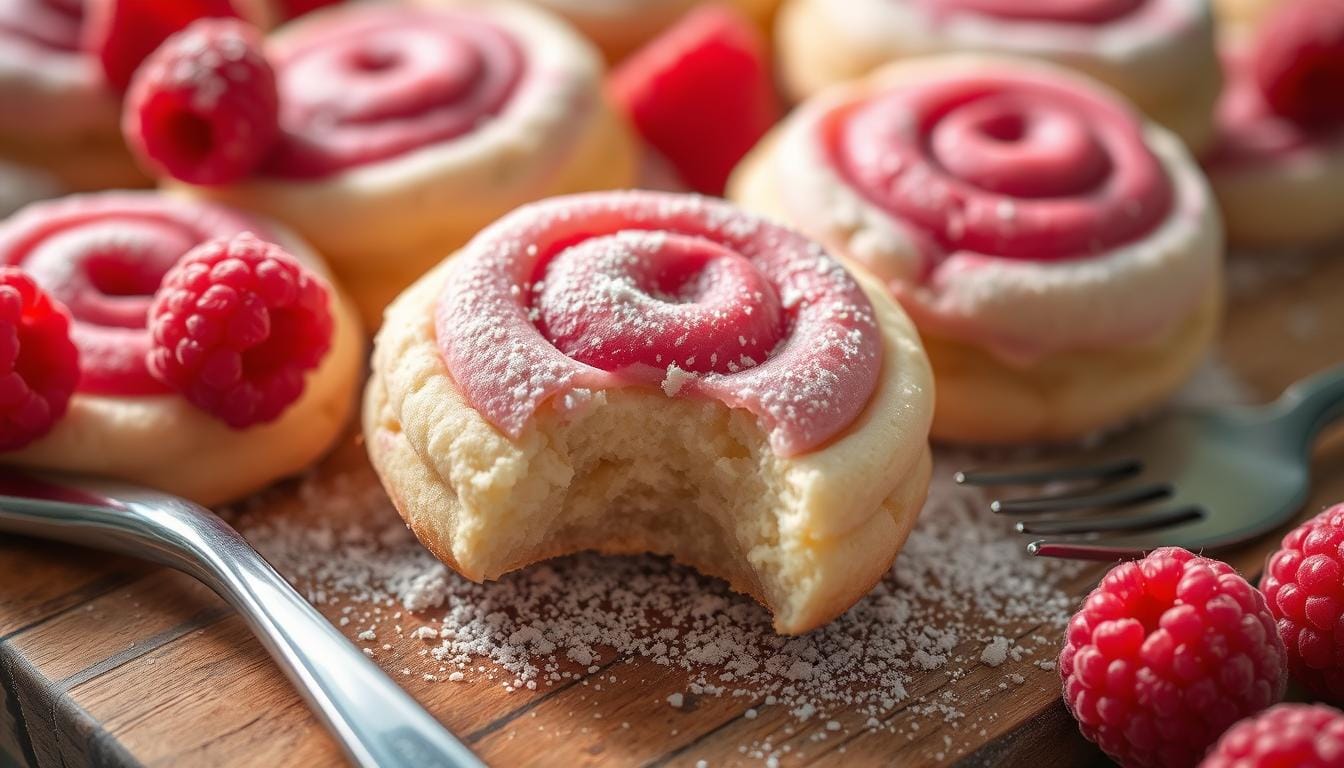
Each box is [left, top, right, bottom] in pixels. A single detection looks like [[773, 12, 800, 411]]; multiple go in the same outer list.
[[240, 454, 1081, 736], [233, 356, 1256, 754]]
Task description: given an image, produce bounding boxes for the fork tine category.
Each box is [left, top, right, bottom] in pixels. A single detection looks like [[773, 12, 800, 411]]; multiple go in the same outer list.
[[954, 457, 1142, 487], [1015, 505, 1203, 536], [990, 483, 1171, 515], [1026, 540, 1149, 561]]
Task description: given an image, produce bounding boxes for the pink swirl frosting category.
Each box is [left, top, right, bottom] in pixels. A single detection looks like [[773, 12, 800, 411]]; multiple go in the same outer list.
[[435, 192, 884, 457], [263, 6, 524, 179], [1205, 47, 1324, 169], [0, 193, 272, 395], [0, 0, 84, 53], [922, 0, 1144, 24], [829, 69, 1173, 265]]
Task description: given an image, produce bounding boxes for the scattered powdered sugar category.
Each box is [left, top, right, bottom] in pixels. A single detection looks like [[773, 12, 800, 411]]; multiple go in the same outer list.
[[979, 637, 1010, 668], [660, 363, 695, 397], [240, 453, 1083, 732], [235, 358, 1253, 753]]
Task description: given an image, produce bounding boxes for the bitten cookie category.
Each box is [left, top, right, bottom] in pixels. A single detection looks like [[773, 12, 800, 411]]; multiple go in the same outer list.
[[364, 191, 934, 634]]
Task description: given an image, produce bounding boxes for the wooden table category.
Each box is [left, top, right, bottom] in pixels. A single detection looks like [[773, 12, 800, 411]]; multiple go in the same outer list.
[[3, 252, 1343, 768]]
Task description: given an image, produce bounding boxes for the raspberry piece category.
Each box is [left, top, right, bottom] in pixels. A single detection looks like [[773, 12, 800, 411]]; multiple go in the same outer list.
[[1199, 703, 1344, 768], [608, 5, 780, 195], [1060, 547, 1287, 768], [1261, 504, 1344, 703], [146, 233, 333, 429], [123, 18, 280, 186], [84, 0, 240, 91], [0, 268, 80, 451], [1251, 0, 1344, 128]]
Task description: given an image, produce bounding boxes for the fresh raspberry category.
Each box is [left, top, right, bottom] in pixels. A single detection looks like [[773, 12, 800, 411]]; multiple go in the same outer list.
[[1251, 0, 1344, 128], [0, 268, 80, 451], [1061, 547, 1287, 768], [123, 18, 280, 186], [146, 233, 332, 429], [1199, 703, 1344, 768], [84, 0, 240, 91], [608, 5, 780, 195], [1261, 504, 1344, 703]]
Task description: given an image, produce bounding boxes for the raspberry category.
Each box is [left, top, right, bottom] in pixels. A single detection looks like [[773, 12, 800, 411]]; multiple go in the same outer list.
[[0, 268, 80, 451], [1261, 504, 1344, 703], [1250, 0, 1344, 128], [123, 18, 280, 186], [84, 0, 240, 91], [146, 233, 333, 429], [1199, 703, 1344, 768], [1060, 547, 1287, 768], [608, 5, 780, 195]]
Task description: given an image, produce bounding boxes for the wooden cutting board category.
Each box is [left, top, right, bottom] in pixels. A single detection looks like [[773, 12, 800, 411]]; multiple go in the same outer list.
[[2, 251, 1343, 768]]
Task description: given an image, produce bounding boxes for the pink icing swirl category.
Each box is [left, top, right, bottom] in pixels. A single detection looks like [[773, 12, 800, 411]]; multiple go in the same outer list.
[[0, 0, 84, 53], [435, 192, 883, 457], [1205, 47, 1327, 169], [923, 0, 1143, 24], [830, 69, 1173, 264], [263, 6, 523, 179], [0, 193, 272, 395]]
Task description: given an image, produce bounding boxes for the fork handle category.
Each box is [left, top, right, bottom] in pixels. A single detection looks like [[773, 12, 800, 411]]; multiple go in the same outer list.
[[1271, 362, 1344, 448], [0, 479, 483, 768]]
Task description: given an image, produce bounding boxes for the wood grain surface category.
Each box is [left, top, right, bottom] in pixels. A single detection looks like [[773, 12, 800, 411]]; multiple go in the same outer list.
[[2, 251, 1343, 768]]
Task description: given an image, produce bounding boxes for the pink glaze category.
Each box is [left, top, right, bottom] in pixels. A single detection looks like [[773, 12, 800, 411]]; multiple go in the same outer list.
[[0, 0, 84, 53], [925, 0, 1142, 24], [535, 233, 786, 375], [435, 192, 883, 457], [262, 6, 523, 179], [1205, 47, 1333, 169], [830, 69, 1172, 264], [0, 193, 271, 395]]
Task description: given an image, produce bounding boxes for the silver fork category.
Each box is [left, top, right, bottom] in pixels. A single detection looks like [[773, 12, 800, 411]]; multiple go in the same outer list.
[[955, 363, 1344, 561], [0, 471, 485, 768]]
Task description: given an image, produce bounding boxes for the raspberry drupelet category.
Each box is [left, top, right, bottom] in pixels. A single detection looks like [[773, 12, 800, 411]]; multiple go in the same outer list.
[[123, 18, 279, 185], [0, 268, 80, 451], [146, 233, 333, 429], [1261, 503, 1344, 704], [1199, 703, 1344, 768], [1061, 547, 1287, 768]]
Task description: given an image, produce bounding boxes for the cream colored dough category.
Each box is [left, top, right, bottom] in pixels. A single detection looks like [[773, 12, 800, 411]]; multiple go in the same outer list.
[[4, 231, 364, 507], [774, 0, 1222, 152], [0, 41, 145, 191], [1207, 140, 1344, 249], [364, 257, 934, 634]]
